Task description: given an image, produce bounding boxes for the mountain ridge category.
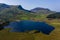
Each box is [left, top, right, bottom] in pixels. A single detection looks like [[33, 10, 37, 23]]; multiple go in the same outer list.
[[0, 3, 57, 21], [31, 7, 56, 14]]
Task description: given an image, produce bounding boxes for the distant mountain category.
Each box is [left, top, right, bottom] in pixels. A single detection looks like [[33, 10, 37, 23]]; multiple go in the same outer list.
[[31, 7, 50, 12], [0, 3, 58, 22], [0, 3, 34, 21], [17, 5, 24, 10], [17, 5, 33, 12], [31, 7, 56, 14], [0, 3, 32, 12]]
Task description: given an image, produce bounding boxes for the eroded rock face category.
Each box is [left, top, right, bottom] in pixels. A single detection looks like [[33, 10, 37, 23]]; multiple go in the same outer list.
[[6, 20, 55, 35]]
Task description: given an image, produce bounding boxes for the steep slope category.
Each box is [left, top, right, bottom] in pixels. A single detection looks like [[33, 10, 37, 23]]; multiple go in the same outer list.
[[0, 3, 34, 21]]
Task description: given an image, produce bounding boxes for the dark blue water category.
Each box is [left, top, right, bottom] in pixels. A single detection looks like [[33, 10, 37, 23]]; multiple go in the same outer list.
[[6, 20, 55, 35]]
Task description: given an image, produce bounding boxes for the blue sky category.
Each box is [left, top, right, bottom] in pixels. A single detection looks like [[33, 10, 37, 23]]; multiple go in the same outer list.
[[0, 0, 60, 12]]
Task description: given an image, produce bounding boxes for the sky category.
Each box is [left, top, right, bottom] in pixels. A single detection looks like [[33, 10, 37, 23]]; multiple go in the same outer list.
[[0, 0, 60, 12]]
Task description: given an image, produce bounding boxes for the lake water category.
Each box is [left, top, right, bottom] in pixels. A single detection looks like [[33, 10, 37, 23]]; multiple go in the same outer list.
[[5, 20, 55, 35]]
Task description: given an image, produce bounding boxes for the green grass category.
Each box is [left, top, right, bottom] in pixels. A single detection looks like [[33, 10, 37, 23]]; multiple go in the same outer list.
[[0, 28, 34, 40], [0, 20, 60, 40], [0, 14, 60, 40]]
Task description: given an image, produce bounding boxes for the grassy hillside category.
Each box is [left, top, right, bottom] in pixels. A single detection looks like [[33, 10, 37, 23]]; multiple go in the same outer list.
[[0, 19, 60, 40], [0, 3, 60, 40]]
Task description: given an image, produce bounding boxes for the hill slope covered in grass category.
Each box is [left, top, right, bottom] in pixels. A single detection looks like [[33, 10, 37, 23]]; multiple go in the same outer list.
[[0, 3, 60, 40], [0, 21, 60, 40], [0, 3, 56, 22]]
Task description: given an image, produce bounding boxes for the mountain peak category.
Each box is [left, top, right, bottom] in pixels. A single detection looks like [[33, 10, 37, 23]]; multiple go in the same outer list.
[[17, 5, 24, 10], [31, 7, 50, 12]]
